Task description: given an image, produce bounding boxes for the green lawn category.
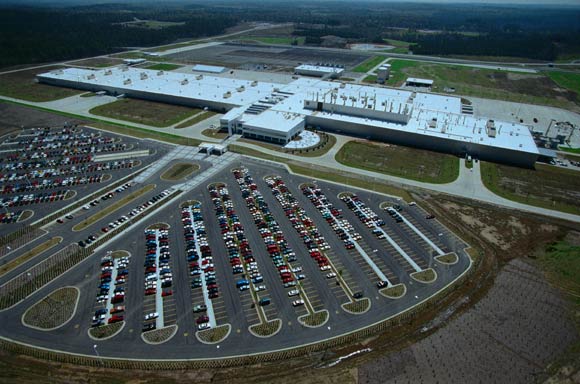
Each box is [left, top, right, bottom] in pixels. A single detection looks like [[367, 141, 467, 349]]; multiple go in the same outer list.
[[480, 162, 580, 215], [386, 59, 579, 111], [89, 98, 203, 127], [546, 71, 580, 94], [560, 147, 580, 154], [363, 75, 377, 83], [0, 66, 83, 102], [335, 141, 459, 184], [540, 241, 580, 304], [174, 111, 217, 129], [353, 56, 386, 73], [145, 63, 183, 71]]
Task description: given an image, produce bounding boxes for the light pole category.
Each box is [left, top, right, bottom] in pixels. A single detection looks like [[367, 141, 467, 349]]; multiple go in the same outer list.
[[93, 344, 103, 366]]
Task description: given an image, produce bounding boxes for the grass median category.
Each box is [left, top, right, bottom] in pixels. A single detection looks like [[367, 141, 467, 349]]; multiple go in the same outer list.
[[160, 163, 199, 181], [0, 237, 62, 278], [73, 184, 156, 231], [480, 161, 580, 215], [22, 287, 79, 330]]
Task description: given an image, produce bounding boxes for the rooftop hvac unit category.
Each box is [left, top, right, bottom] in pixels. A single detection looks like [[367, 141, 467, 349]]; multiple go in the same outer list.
[[87, 74, 96, 80], [123, 79, 131, 85], [223, 91, 232, 99], [196, 75, 203, 80], [181, 79, 189, 85], [251, 81, 258, 87], [104, 70, 112, 76], [486, 119, 497, 138], [237, 86, 245, 92], [157, 71, 164, 76], [140, 72, 148, 80], [340, 83, 346, 88], [121, 66, 129, 72]]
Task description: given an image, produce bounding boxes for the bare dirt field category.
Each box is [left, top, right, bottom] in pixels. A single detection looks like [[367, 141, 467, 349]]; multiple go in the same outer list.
[[0, 102, 86, 136]]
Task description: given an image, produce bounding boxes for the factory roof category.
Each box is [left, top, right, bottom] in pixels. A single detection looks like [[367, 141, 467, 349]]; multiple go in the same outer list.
[[242, 110, 304, 133], [38, 67, 538, 155], [39, 67, 280, 107]]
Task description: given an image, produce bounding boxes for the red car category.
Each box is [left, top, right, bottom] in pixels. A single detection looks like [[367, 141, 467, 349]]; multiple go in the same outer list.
[[162, 290, 173, 297], [108, 315, 124, 324], [145, 288, 156, 296]]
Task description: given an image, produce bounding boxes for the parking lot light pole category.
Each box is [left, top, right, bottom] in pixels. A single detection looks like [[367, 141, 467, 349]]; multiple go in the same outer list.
[[93, 344, 103, 366]]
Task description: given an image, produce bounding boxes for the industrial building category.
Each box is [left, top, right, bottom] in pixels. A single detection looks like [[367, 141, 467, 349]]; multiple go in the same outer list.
[[405, 78, 434, 88], [377, 64, 391, 84], [37, 66, 540, 166], [294, 64, 344, 78]]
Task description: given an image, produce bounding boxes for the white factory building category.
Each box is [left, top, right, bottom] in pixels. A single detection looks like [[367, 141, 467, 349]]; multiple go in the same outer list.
[[294, 64, 344, 78], [37, 66, 540, 167]]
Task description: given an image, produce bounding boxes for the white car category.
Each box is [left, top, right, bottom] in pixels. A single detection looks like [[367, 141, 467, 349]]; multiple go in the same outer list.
[[197, 323, 211, 331], [291, 266, 302, 273], [287, 290, 299, 297], [292, 299, 305, 307], [320, 265, 331, 271], [254, 285, 266, 292], [144, 312, 159, 320], [326, 272, 337, 279]]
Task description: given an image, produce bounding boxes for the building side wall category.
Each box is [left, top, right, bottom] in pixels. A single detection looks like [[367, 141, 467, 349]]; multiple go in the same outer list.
[[306, 115, 538, 167], [37, 75, 236, 112]]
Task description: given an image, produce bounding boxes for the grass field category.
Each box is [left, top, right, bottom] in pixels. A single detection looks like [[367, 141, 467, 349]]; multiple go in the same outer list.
[[353, 56, 386, 73], [480, 162, 580, 215], [243, 36, 305, 45], [335, 141, 459, 184], [538, 238, 580, 377], [546, 71, 580, 94], [160, 163, 199, 181], [0, 66, 83, 102], [145, 63, 183, 71], [89, 99, 203, 127], [540, 240, 580, 305], [382, 38, 411, 53], [385, 59, 579, 110], [363, 75, 377, 83], [560, 147, 580, 154], [174, 111, 217, 129], [68, 57, 123, 68]]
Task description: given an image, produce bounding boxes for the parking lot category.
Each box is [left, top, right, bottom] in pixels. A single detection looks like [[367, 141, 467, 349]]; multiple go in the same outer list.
[[0, 158, 470, 359], [0, 125, 169, 237]]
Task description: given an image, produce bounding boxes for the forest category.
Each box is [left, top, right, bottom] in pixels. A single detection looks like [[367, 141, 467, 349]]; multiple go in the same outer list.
[[0, 1, 579, 68]]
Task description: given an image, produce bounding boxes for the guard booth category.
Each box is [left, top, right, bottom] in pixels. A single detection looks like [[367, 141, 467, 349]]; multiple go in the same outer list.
[[199, 142, 227, 156]]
